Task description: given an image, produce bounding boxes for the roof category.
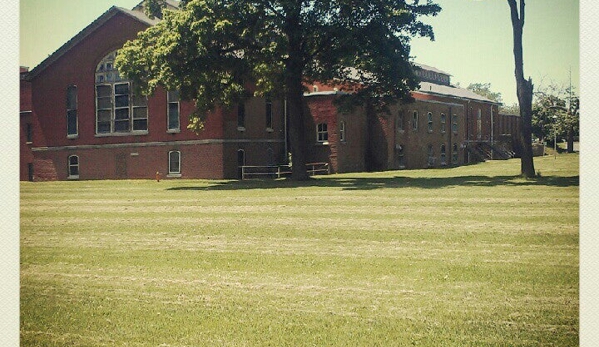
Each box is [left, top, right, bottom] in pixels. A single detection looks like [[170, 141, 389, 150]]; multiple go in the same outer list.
[[416, 81, 500, 104], [27, 6, 159, 79], [413, 62, 452, 77]]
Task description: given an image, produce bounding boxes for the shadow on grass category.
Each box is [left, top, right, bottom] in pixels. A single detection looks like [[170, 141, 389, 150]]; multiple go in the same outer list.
[[167, 174, 579, 192]]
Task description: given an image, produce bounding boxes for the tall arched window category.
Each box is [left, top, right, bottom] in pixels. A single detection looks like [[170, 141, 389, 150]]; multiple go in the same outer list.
[[95, 51, 148, 134], [440, 144, 447, 166], [66, 85, 78, 137]]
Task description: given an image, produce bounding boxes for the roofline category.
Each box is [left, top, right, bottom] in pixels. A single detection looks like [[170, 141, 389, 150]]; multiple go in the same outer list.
[[412, 90, 502, 106], [27, 6, 155, 80]]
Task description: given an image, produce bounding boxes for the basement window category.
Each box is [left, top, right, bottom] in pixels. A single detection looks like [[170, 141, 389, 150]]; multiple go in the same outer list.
[[68, 155, 79, 179], [168, 150, 181, 177]]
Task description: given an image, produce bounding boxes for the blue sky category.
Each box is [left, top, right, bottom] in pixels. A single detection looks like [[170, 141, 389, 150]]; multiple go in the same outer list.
[[20, 0, 579, 106]]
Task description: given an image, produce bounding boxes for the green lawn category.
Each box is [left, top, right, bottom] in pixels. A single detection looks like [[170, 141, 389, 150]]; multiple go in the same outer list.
[[20, 154, 579, 346]]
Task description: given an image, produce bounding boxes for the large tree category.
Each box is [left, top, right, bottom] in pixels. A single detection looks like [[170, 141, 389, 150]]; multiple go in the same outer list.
[[532, 84, 579, 152], [507, 0, 535, 178], [116, 0, 441, 180]]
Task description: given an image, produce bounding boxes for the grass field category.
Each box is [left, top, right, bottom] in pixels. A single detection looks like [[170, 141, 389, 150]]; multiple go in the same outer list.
[[20, 154, 579, 346]]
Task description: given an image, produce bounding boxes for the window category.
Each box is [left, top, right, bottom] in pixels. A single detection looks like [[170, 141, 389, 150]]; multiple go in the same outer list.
[[440, 113, 446, 133], [412, 111, 418, 131], [339, 121, 346, 142], [167, 90, 180, 132], [95, 51, 147, 135], [397, 112, 405, 132], [68, 155, 79, 179], [397, 144, 405, 169], [313, 85, 319, 92], [265, 97, 273, 130], [168, 151, 181, 175], [452, 114, 458, 134], [67, 85, 78, 137], [440, 144, 447, 166], [427, 144, 435, 167], [237, 102, 245, 129], [316, 123, 328, 143], [427, 112, 433, 132], [452, 143, 459, 164], [26, 123, 33, 143]]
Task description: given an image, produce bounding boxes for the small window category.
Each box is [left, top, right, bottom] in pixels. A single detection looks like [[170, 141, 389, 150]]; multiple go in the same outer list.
[[440, 144, 447, 166], [167, 90, 180, 132], [452, 143, 459, 164], [237, 102, 245, 129], [316, 123, 328, 143], [67, 85, 78, 137], [440, 113, 446, 133], [313, 85, 319, 93], [265, 97, 273, 130], [427, 112, 433, 132], [412, 111, 418, 131], [68, 155, 79, 179], [168, 151, 181, 175], [339, 121, 346, 142]]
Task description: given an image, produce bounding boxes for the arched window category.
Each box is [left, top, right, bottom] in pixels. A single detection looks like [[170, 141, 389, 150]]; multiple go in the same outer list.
[[168, 150, 181, 175], [412, 111, 418, 131], [95, 51, 147, 134], [427, 144, 435, 167], [66, 85, 78, 137], [440, 113, 446, 133], [68, 155, 79, 179], [427, 112, 433, 132], [440, 144, 447, 166]]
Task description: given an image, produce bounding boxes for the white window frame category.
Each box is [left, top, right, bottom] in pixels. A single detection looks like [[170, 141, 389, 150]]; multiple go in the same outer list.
[[68, 155, 79, 179], [316, 123, 328, 144], [339, 121, 346, 142], [95, 51, 148, 136], [167, 90, 180, 133], [168, 150, 181, 177]]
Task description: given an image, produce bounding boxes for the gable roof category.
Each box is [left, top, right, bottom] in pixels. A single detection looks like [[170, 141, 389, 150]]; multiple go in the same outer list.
[[413, 62, 452, 77], [27, 6, 159, 80]]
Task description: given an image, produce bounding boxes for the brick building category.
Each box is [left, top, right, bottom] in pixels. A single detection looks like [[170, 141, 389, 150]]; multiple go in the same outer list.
[[20, 3, 521, 181]]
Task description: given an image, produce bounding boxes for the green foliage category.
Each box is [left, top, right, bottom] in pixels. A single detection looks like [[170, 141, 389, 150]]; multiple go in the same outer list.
[[466, 82, 503, 103], [116, 0, 441, 132], [532, 83, 579, 143], [144, 0, 167, 19]]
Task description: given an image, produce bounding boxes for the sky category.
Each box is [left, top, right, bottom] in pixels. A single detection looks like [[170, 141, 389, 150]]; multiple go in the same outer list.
[[20, 0, 579, 106]]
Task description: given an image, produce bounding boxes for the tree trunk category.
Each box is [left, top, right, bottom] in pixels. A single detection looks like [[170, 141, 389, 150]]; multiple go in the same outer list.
[[567, 126, 575, 153], [508, 0, 536, 178], [284, 9, 309, 181]]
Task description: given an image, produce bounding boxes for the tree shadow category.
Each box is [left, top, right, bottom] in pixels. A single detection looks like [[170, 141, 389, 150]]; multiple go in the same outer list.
[[166, 174, 579, 192]]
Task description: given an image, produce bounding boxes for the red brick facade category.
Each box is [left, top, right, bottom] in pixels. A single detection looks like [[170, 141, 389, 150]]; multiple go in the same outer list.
[[20, 5, 521, 181]]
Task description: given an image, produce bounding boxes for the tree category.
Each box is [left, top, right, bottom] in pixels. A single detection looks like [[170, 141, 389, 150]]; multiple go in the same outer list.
[[500, 103, 520, 116], [116, 0, 441, 180], [532, 83, 579, 152], [507, 0, 535, 178], [467, 83, 503, 104]]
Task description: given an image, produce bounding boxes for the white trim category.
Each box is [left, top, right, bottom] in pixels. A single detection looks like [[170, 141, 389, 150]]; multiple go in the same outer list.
[[168, 150, 181, 175]]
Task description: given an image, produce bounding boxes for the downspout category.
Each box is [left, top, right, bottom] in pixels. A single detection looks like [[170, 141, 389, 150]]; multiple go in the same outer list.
[[284, 97, 288, 165]]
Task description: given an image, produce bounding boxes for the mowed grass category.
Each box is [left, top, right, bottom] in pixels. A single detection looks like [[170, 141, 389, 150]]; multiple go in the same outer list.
[[20, 154, 579, 346]]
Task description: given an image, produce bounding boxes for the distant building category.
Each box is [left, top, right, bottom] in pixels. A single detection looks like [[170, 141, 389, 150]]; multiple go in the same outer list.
[[20, 2, 521, 181]]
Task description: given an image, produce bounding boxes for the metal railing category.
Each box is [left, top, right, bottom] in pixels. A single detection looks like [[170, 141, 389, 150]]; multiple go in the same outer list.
[[240, 162, 329, 180]]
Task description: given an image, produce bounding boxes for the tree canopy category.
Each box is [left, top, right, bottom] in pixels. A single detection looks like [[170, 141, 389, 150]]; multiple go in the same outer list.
[[116, 0, 441, 179], [532, 83, 579, 151], [467, 83, 503, 104]]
